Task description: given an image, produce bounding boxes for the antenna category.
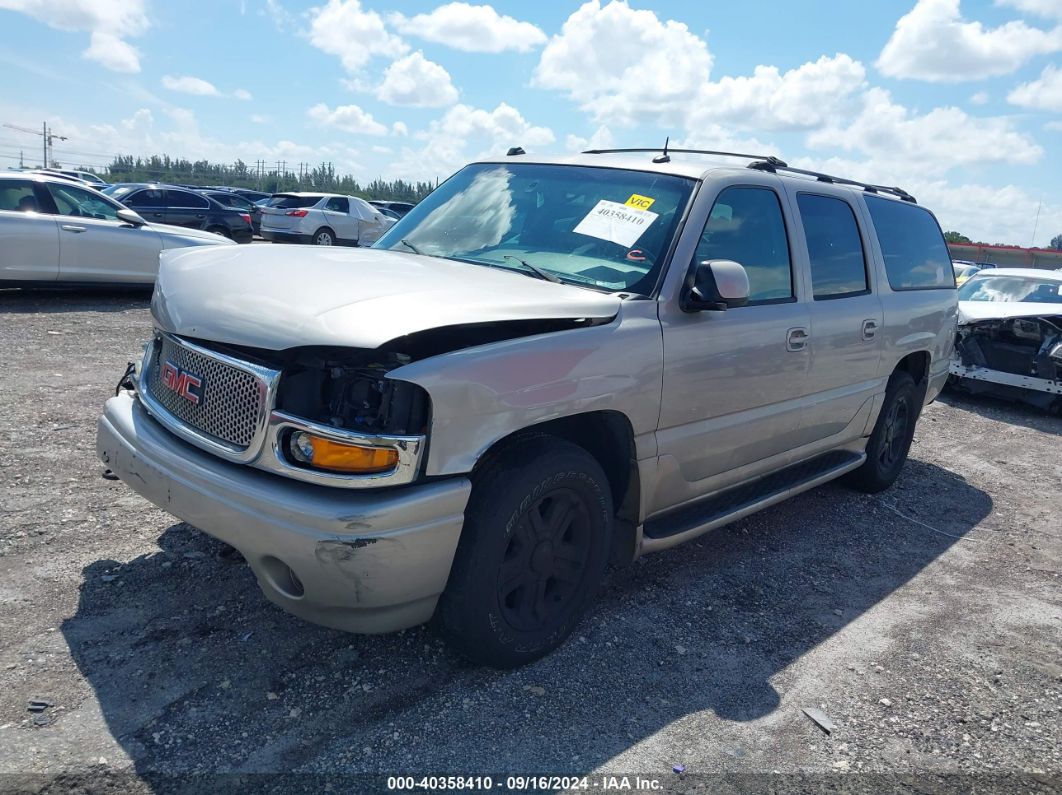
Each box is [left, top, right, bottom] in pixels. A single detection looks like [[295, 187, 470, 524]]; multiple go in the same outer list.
[[652, 137, 670, 164]]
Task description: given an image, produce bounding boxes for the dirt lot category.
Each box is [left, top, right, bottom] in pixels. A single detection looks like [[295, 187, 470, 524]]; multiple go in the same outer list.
[[0, 289, 1059, 793]]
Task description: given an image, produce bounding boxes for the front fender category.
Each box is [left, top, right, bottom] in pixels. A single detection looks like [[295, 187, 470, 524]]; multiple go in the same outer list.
[[390, 301, 663, 477]]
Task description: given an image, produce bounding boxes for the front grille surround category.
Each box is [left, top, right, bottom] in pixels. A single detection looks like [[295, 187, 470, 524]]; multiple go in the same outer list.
[[138, 332, 281, 463]]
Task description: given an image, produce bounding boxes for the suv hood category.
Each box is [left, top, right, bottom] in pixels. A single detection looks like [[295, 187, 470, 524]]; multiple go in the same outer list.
[[152, 245, 622, 350]]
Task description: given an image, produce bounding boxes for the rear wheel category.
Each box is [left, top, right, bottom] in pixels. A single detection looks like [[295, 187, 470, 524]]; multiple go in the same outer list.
[[845, 370, 919, 493], [206, 225, 231, 239], [312, 227, 334, 246], [436, 436, 613, 668]]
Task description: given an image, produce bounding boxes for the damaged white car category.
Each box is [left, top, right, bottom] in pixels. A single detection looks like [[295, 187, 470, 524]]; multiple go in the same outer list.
[[950, 268, 1062, 412]]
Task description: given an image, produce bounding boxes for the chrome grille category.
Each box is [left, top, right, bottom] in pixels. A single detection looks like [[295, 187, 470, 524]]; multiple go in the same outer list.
[[146, 335, 267, 450]]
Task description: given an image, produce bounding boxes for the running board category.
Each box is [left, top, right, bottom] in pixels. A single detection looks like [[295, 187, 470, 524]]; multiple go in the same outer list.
[[640, 450, 866, 553]]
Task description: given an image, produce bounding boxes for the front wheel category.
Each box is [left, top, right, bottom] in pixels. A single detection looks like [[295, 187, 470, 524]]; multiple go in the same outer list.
[[845, 370, 919, 493], [312, 228, 334, 246], [436, 436, 613, 668]]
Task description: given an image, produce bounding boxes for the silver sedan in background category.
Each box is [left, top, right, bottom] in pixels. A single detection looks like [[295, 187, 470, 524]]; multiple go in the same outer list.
[[0, 172, 234, 287]]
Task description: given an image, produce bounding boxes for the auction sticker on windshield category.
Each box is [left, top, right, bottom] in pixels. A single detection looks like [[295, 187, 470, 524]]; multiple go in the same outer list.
[[573, 200, 659, 248]]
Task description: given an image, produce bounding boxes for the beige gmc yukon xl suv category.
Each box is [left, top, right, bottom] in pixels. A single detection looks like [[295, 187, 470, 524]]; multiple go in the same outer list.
[[97, 149, 957, 667]]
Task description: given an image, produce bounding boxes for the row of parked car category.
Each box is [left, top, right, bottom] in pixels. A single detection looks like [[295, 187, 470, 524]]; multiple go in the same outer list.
[[0, 168, 416, 285]]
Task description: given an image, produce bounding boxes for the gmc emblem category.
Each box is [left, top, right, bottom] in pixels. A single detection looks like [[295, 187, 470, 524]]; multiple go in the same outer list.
[[160, 360, 203, 405]]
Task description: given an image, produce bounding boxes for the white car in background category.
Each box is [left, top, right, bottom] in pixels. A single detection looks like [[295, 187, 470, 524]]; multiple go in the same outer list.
[[0, 172, 235, 287], [259, 193, 396, 247]]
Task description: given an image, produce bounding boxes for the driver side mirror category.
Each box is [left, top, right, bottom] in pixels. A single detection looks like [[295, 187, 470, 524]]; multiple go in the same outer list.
[[117, 208, 146, 227], [681, 259, 750, 312]]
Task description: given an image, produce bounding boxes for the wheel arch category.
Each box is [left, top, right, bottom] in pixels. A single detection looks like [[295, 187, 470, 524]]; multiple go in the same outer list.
[[471, 410, 640, 566]]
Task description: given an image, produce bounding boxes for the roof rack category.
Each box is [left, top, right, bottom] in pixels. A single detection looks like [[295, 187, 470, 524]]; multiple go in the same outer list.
[[760, 163, 917, 203], [583, 138, 785, 169], [581, 139, 917, 204]]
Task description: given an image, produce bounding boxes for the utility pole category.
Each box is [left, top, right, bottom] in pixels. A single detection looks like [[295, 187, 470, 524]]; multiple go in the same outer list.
[[2, 121, 67, 167]]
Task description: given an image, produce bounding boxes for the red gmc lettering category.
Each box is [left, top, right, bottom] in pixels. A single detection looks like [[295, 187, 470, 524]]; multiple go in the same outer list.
[[160, 360, 202, 405]]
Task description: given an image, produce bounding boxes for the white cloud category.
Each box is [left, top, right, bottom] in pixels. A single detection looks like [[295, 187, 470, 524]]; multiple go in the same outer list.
[[806, 87, 1043, 176], [162, 76, 256, 101], [82, 30, 141, 73], [250, 114, 269, 124], [533, 0, 712, 125], [534, 4, 863, 133], [307, 0, 407, 74], [162, 75, 221, 97], [307, 102, 387, 135], [390, 3, 546, 53], [690, 54, 866, 132], [391, 121, 409, 137], [1008, 64, 1062, 110], [996, 0, 1062, 20], [376, 52, 459, 107], [914, 180, 1061, 247], [566, 125, 614, 152], [1047, 119, 1062, 130], [970, 90, 990, 104], [877, 0, 1062, 82], [392, 102, 553, 178], [0, 0, 149, 72]]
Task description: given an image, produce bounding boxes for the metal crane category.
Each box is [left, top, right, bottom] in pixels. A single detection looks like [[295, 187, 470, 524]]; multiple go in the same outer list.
[[2, 122, 67, 168]]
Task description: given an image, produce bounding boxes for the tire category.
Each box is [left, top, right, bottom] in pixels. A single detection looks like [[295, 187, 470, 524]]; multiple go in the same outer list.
[[312, 227, 334, 246], [206, 226, 231, 240], [845, 370, 919, 493], [436, 436, 613, 668]]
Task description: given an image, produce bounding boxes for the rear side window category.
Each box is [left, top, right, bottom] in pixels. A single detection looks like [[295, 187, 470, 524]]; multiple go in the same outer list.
[[0, 180, 39, 212], [325, 197, 349, 212], [865, 196, 954, 290], [165, 190, 209, 209], [125, 189, 164, 208], [797, 194, 869, 299], [265, 194, 321, 209], [695, 186, 793, 303]]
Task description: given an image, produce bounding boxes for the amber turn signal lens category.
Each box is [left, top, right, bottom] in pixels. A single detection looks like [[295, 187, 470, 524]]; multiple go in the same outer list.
[[290, 432, 398, 474]]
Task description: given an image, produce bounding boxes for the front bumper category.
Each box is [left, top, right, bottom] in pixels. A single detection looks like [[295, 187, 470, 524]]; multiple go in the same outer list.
[[97, 392, 470, 633], [949, 358, 1062, 396]]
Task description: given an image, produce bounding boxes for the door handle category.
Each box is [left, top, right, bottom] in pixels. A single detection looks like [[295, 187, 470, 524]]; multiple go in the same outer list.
[[786, 327, 809, 352], [61, 224, 86, 233], [862, 319, 878, 341]]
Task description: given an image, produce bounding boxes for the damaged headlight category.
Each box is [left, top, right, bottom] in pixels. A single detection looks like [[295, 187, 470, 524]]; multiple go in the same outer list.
[[275, 350, 430, 437]]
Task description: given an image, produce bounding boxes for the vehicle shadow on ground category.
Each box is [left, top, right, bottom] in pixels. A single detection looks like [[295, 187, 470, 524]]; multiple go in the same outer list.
[[61, 459, 990, 781], [937, 387, 1060, 435], [0, 288, 152, 314]]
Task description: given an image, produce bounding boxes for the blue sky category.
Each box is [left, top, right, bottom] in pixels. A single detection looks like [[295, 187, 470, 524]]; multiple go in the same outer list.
[[0, 0, 1060, 245]]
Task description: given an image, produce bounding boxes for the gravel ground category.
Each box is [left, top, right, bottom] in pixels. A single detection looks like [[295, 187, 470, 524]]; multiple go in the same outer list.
[[0, 289, 1059, 794]]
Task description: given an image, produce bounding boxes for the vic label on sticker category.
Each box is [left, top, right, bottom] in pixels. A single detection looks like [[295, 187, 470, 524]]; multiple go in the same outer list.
[[573, 200, 659, 248]]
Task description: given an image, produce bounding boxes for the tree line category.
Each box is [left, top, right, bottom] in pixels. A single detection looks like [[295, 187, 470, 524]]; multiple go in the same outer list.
[[95, 155, 436, 202], [945, 230, 1062, 251]]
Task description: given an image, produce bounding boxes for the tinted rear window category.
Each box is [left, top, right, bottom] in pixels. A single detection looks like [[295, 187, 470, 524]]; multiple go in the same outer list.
[[865, 196, 954, 290], [265, 194, 321, 209], [797, 193, 868, 299]]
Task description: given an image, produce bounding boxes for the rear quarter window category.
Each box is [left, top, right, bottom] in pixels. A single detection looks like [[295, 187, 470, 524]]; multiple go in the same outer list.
[[865, 196, 955, 290]]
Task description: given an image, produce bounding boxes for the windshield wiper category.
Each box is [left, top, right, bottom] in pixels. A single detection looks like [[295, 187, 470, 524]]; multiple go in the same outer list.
[[502, 254, 562, 284], [398, 239, 423, 255]]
